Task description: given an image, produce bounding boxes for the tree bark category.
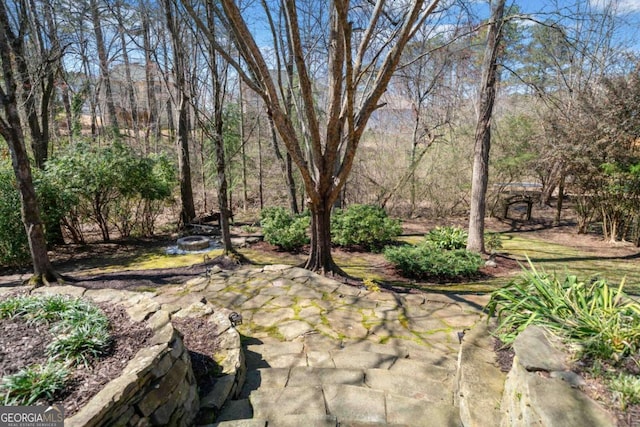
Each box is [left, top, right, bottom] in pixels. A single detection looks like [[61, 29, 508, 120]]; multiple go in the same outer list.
[[467, 0, 506, 254], [115, 1, 140, 139], [207, 1, 234, 255], [141, 0, 160, 147], [185, 0, 435, 275], [164, 0, 195, 225], [0, 1, 57, 285]]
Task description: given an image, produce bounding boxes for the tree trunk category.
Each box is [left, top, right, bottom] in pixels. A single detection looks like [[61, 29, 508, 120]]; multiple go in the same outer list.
[[115, 1, 139, 139], [467, 0, 506, 254], [0, 1, 56, 285], [554, 173, 565, 225], [304, 197, 343, 275], [141, 0, 160, 148], [207, 3, 234, 255], [164, 0, 195, 225], [90, 0, 119, 136]]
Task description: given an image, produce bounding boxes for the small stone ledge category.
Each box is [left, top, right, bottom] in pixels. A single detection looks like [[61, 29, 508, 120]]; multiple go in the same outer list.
[[52, 286, 200, 427], [456, 319, 505, 427], [500, 325, 615, 427], [19, 284, 244, 427]]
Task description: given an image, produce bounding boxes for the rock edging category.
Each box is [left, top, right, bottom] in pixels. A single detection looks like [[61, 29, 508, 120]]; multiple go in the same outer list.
[[456, 318, 505, 427], [25, 282, 246, 427], [500, 325, 615, 427]]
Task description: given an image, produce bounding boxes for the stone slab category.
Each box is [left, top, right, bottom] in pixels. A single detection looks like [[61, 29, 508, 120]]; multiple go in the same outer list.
[[268, 414, 337, 427], [323, 384, 386, 424], [240, 368, 290, 398], [250, 386, 326, 419], [386, 394, 462, 426], [213, 398, 254, 422], [331, 350, 396, 370], [512, 325, 568, 372], [287, 367, 365, 387], [278, 320, 314, 340], [365, 368, 451, 403]]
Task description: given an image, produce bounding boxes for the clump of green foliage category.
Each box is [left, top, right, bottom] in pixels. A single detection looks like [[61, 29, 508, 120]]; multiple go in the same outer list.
[[331, 204, 402, 251], [0, 165, 28, 266], [384, 225, 482, 279], [384, 244, 482, 279], [0, 163, 72, 267], [486, 261, 640, 363], [45, 142, 176, 242], [1, 362, 69, 406], [260, 207, 310, 251], [0, 295, 111, 405], [425, 226, 468, 250], [609, 372, 640, 410], [485, 232, 503, 253]]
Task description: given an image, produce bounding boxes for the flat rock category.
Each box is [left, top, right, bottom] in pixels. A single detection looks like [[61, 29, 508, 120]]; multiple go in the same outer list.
[[323, 384, 386, 424], [513, 325, 568, 372]]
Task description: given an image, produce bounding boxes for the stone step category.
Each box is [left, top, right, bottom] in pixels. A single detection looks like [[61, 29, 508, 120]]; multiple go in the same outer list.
[[384, 393, 462, 426], [268, 414, 338, 427], [250, 385, 326, 419], [365, 368, 453, 404], [206, 420, 266, 427], [240, 368, 290, 398], [214, 399, 253, 422]]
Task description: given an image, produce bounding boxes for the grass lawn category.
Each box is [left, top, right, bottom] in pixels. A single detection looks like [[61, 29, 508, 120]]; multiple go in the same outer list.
[[66, 229, 640, 296], [502, 233, 640, 295]]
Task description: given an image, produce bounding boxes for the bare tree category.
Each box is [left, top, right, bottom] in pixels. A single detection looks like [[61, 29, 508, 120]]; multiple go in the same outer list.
[[163, 0, 196, 225], [467, 0, 506, 254], [185, 0, 440, 275], [90, 0, 119, 135], [0, 0, 58, 285]]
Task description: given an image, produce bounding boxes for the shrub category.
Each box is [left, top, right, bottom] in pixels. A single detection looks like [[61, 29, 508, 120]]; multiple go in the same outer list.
[[384, 244, 483, 279], [260, 207, 310, 251], [46, 142, 177, 241], [486, 260, 640, 362], [0, 165, 29, 266], [331, 204, 402, 251], [0, 162, 73, 266], [425, 226, 468, 250], [485, 232, 503, 253]]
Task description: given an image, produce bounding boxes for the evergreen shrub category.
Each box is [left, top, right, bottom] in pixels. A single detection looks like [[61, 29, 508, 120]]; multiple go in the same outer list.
[[260, 207, 310, 251], [331, 204, 402, 251]]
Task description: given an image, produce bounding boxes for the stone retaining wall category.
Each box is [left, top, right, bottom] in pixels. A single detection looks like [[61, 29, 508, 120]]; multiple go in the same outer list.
[[32, 286, 200, 427]]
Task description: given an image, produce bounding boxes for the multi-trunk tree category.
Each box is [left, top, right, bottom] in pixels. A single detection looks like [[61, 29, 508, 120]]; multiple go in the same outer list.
[[184, 0, 441, 275]]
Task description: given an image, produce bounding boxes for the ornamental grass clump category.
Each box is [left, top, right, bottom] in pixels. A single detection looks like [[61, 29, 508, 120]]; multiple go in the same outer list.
[[1, 362, 69, 406], [0, 294, 112, 405], [487, 260, 640, 363]]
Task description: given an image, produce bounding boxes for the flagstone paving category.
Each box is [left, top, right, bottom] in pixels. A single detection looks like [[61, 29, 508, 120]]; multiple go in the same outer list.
[[154, 264, 491, 426]]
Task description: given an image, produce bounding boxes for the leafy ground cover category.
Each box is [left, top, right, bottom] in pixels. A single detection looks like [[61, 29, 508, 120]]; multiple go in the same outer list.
[[0, 294, 152, 415]]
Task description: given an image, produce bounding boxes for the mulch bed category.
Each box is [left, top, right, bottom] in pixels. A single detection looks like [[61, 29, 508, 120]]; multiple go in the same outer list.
[[0, 263, 227, 419], [0, 299, 153, 417]]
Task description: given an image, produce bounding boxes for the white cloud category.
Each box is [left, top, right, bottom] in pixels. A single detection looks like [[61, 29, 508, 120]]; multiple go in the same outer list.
[[590, 0, 640, 13]]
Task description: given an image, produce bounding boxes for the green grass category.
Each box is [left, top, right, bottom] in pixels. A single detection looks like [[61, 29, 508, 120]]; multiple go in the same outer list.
[[487, 259, 640, 361], [501, 234, 640, 294]]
